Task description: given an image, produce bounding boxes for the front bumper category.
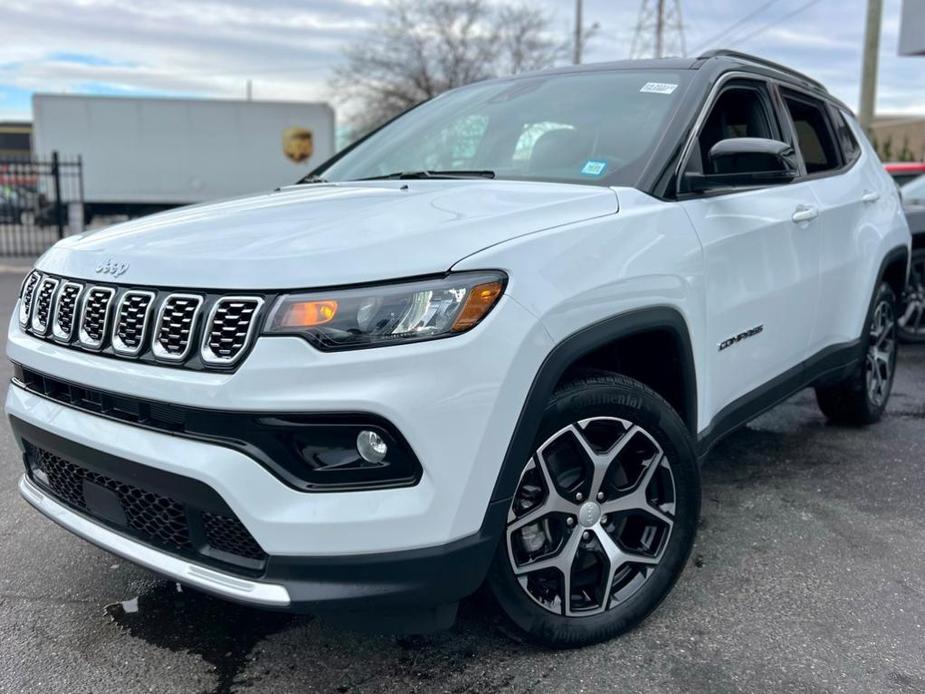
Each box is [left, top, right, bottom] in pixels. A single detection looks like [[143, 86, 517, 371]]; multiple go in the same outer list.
[[19, 475, 292, 607], [13, 407, 506, 616]]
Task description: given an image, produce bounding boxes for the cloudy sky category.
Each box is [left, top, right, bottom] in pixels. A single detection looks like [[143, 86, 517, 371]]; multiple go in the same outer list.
[[1, 0, 923, 124]]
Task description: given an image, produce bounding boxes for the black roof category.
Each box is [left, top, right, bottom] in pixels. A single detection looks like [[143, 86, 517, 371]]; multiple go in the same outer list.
[[499, 50, 841, 108]]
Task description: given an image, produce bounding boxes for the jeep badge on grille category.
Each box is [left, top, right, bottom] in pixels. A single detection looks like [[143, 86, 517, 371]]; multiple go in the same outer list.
[[95, 258, 129, 278]]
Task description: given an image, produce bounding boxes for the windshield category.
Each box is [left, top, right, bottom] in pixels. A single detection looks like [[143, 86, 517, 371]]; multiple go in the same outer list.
[[318, 70, 689, 187], [901, 174, 925, 204]]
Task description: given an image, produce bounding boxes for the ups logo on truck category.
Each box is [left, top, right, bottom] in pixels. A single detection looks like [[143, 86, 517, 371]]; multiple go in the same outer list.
[[282, 127, 314, 163]]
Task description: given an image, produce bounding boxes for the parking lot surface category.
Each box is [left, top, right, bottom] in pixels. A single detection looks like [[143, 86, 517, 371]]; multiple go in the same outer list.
[[0, 265, 923, 694]]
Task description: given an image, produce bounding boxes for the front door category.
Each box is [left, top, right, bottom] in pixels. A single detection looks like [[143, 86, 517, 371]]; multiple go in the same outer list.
[[678, 79, 821, 424]]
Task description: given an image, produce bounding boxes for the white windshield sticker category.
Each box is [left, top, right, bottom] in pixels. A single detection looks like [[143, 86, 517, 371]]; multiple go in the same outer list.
[[640, 82, 678, 95]]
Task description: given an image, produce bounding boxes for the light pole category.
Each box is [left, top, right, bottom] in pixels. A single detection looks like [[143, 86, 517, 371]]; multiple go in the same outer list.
[[859, 0, 884, 133], [574, 0, 583, 65]]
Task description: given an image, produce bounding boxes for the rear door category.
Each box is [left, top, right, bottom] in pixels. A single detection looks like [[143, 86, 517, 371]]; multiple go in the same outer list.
[[678, 78, 821, 423], [778, 91, 892, 349]]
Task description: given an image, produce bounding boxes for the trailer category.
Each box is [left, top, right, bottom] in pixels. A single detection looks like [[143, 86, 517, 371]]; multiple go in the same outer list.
[[31, 94, 335, 222]]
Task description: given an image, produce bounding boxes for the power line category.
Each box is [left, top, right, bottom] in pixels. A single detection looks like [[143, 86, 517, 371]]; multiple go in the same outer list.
[[690, 0, 786, 55], [726, 0, 830, 48]]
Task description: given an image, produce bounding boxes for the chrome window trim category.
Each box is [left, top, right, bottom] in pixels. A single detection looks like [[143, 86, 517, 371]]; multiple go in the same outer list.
[[111, 290, 157, 357], [674, 71, 777, 191], [77, 286, 116, 351], [29, 276, 60, 336], [200, 296, 265, 367], [52, 281, 84, 343], [151, 293, 204, 362], [673, 69, 856, 197]]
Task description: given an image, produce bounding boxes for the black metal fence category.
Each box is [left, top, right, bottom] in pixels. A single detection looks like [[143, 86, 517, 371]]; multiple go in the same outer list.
[[0, 153, 83, 257]]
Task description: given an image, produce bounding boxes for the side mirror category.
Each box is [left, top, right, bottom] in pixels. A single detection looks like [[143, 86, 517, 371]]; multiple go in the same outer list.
[[684, 137, 799, 193]]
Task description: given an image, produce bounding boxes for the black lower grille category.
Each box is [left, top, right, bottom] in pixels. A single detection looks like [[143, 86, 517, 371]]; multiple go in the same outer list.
[[203, 512, 265, 560], [24, 442, 267, 567]]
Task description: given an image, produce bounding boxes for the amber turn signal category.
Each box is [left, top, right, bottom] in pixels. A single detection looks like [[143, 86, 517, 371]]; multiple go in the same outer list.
[[280, 300, 338, 327], [452, 281, 504, 332]]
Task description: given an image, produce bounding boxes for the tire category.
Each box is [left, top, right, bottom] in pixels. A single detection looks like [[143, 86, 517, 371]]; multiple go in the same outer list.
[[487, 373, 700, 648], [898, 248, 925, 343], [815, 281, 898, 425]]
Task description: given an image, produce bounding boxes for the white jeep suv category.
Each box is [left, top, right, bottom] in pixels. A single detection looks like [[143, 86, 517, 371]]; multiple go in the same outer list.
[[8, 51, 911, 647]]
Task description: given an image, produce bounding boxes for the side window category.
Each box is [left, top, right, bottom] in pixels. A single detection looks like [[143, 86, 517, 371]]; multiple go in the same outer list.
[[831, 108, 861, 165], [782, 93, 840, 174], [690, 85, 776, 175]]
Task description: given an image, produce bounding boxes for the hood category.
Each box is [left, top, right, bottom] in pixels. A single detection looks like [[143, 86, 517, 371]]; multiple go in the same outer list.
[[37, 180, 618, 289]]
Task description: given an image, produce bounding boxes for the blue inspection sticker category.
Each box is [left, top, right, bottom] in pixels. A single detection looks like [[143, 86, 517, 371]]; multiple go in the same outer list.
[[581, 160, 607, 176]]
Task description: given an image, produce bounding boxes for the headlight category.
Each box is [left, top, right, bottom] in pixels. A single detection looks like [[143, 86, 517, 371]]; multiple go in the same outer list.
[[264, 271, 506, 351]]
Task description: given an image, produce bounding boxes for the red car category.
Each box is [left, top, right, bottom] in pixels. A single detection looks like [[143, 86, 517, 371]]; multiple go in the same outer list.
[[884, 162, 925, 186]]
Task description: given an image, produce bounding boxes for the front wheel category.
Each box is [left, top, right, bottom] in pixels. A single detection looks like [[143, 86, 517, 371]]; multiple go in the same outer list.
[[898, 248, 925, 343], [487, 374, 700, 648]]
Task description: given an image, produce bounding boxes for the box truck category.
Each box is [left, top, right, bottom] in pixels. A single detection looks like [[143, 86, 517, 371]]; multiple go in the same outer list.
[[31, 94, 335, 222]]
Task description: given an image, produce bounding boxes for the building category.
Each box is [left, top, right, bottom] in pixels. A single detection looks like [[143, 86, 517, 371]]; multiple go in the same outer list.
[[870, 114, 925, 162], [0, 122, 32, 158]]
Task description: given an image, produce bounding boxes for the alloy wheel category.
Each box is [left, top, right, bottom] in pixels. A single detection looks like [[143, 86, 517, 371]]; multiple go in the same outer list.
[[866, 297, 897, 407], [506, 417, 675, 617], [899, 254, 925, 338]]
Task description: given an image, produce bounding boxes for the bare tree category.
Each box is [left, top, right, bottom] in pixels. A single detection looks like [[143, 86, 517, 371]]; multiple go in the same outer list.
[[331, 0, 568, 136]]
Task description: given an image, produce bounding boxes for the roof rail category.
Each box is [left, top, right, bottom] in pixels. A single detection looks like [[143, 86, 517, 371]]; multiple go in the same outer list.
[[697, 49, 827, 93]]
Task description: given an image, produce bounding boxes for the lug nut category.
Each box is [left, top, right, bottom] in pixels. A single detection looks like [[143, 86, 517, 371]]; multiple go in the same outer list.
[[582, 531, 591, 541], [600, 515, 608, 525], [575, 492, 584, 502], [566, 517, 575, 527], [597, 491, 605, 501]]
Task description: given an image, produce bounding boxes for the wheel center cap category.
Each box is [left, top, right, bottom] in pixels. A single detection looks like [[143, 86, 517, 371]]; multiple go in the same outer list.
[[578, 501, 602, 528]]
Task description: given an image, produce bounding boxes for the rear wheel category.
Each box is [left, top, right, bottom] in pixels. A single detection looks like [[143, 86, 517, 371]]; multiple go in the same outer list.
[[487, 374, 700, 648], [898, 248, 925, 343], [816, 281, 898, 425]]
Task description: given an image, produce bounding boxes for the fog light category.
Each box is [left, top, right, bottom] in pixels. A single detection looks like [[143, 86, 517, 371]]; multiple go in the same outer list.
[[356, 430, 388, 463]]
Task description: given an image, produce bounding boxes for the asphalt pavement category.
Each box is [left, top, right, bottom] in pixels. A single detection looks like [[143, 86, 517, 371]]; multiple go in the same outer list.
[[0, 264, 923, 694]]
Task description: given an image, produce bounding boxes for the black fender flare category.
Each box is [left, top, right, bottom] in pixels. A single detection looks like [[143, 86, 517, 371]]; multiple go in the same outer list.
[[488, 306, 697, 504]]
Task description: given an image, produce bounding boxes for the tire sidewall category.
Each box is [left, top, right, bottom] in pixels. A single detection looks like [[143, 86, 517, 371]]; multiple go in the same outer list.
[[864, 282, 899, 417], [487, 375, 701, 648], [898, 248, 925, 343]]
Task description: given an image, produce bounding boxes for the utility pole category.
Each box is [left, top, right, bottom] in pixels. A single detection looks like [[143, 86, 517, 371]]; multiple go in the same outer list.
[[246, 79, 253, 101], [631, 0, 685, 59], [859, 0, 883, 133], [574, 0, 583, 64], [655, 0, 665, 58]]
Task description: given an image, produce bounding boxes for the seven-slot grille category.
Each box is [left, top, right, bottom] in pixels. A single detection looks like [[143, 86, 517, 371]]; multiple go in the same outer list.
[[30, 277, 60, 335], [112, 291, 155, 355], [202, 297, 263, 365], [19, 272, 266, 369], [78, 287, 116, 349], [52, 281, 83, 341], [153, 294, 203, 360]]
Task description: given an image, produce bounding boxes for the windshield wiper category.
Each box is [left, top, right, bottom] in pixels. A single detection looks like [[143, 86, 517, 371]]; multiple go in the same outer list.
[[357, 170, 495, 181], [296, 174, 328, 184]]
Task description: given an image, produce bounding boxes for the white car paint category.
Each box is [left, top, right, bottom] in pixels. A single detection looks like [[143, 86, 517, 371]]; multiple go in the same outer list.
[[37, 180, 618, 289], [6, 91, 911, 609]]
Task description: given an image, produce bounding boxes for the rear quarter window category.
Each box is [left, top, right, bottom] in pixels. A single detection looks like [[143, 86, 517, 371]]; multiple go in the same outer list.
[[782, 92, 841, 175]]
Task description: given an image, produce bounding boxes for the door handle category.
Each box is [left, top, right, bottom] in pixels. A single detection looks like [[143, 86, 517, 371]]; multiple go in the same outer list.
[[861, 190, 880, 204], [791, 205, 819, 224]]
